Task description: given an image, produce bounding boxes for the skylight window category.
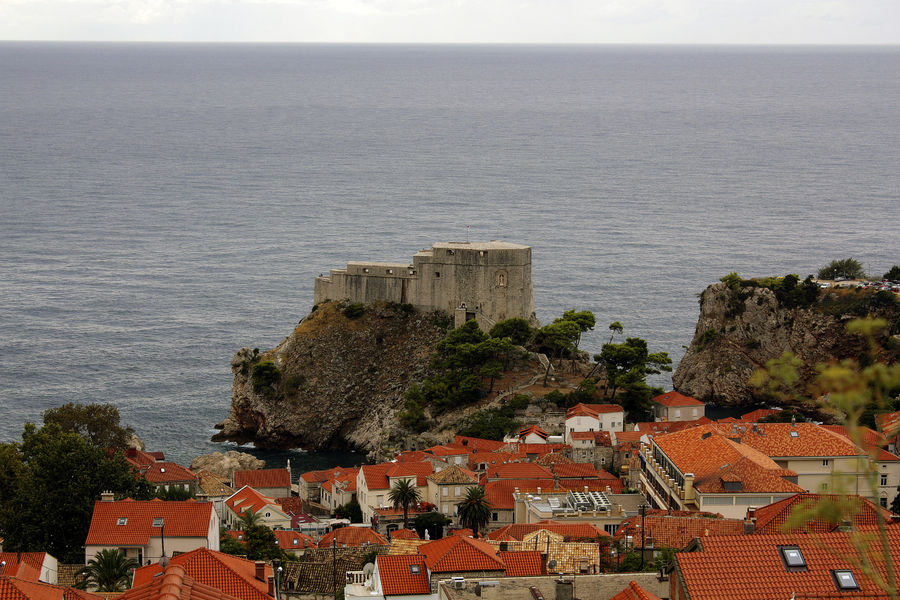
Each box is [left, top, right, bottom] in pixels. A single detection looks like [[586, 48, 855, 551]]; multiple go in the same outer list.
[[833, 570, 859, 590], [152, 518, 164, 527], [790, 430, 799, 438], [410, 565, 421, 575], [779, 546, 807, 570], [117, 517, 128, 526]]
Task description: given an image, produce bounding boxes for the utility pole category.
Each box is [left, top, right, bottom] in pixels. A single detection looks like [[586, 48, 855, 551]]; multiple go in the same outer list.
[[639, 504, 647, 570], [332, 537, 337, 597]]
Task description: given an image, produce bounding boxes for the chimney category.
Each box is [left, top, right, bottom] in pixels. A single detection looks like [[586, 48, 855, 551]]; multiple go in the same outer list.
[[100, 491, 115, 502], [683, 473, 695, 502], [255, 561, 266, 582]]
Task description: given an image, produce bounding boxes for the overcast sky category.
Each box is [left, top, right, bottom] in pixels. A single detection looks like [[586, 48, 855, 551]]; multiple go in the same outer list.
[[1, 0, 898, 44]]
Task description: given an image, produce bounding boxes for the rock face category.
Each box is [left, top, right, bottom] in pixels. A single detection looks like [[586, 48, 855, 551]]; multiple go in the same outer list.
[[673, 282, 896, 406], [190, 451, 265, 478], [212, 301, 447, 455]]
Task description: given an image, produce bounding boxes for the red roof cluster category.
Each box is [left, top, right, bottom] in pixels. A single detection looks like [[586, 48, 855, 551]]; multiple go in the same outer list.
[[132, 548, 272, 600], [418, 535, 506, 572], [750, 493, 892, 535], [652, 391, 703, 407], [142, 462, 198, 484], [120, 564, 249, 600], [615, 514, 747, 549]]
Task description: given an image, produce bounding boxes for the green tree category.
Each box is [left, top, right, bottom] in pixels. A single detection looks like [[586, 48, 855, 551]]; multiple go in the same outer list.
[[489, 317, 535, 346], [891, 487, 900, 515], [598, 335, 672, 402], [535, 320, 581, 384], [457, 407, 519, 441], [334, 499, 363, 523], [608, 321, 624, 344], [414, 511, 450, 540], [818, 257, 866, 280], [219, 529, 247, 556], [76, 548, 139, 592], [388, 478, 422, 529], [243, 523, 282, 561], [885, 266, 900, 281], [457, 486, 492, 538], [479, 360, 504, 393], [154, 486, 194, 501], [42, 402, 135, 452], [0, 422, 153, 563], [555, 309, 596, 371], [237, 508, 263, 530]]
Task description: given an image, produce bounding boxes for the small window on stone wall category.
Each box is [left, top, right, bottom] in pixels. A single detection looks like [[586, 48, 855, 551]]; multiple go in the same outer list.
[[363, 268, 370, 273], [386, 269, 393, 274], [435, 272, 441, 278], [496, 270, 507, 287]]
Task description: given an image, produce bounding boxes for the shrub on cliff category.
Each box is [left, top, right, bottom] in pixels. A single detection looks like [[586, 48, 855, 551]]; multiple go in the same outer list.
[[489, 317, 535, 346], [250, 360, 281, 394], [884, 265, 900, 281]]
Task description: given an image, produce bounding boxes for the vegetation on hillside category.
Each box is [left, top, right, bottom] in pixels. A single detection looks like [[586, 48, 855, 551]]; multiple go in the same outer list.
[[818, 257, 866, 280]]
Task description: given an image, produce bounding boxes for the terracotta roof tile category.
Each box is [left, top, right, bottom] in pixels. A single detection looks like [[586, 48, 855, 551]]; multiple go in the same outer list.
[[131, 548, 271, 600], [551, 463, 599, 479], [0, 577, 68, 600], [634, 419, 712, 436], [196, 471, 235, 497], [609, 581, 663, 600], [318, 527, 387, 548], [499, 550, 546, 576], [0, 553, 46, 582], [453, 436, 507, 453], [518, 425, 549, 440], [233, 469, 291, 490], [738, 409, 783, 422], [483, 479, 556, 509], [652, 391, 704, 407], [376, 555, 430, 596], [877, 411, 900, 439], [675, 529, 900, 600], [566, 403, 625, 418], [535, 451, 575, 466], [85, 500, 213, 546], [225, 486, 282, 518], [389, 529, 420, 540], [488, 522, 608, 542], [728, 422, 863, 458], [142, 462, 197, 484], [119, 564, 247, 600], [384, 462, 434, 486], [418, 535, 506, 573], [615, 514, 747, 549], [467, 451, 527, 470], [486, 463, 553, 481], [751, 493, 892, 535], [274, 530, 316, 550], [428, 465, 478, 485]]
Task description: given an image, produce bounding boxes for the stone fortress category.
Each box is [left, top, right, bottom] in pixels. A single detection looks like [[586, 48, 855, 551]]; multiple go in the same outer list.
[[314, 241, 536, 330]]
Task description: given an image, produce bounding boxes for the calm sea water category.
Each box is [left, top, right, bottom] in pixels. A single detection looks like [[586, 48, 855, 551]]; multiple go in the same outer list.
[[2, 43, 899, 468]]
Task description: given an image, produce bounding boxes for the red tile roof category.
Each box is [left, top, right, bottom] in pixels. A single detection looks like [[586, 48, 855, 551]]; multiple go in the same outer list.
[[488, 521, 608, 542], [385, 462, 434, 486], [877, 410, 900, 439], [551, 463, 599, 479], [376, 554, 430, 596], [614, 514, 747, 549], [498, 550, 546, 576], [609, 581, 663, 600], [274, 530, 316, 550], [483, 479, 556, 510], [727, 422, 864, 458], [318, 527, 387, 548], [518, 425, 549, 441], [467, 451, 527, 470], [389, 529, 420, 540], [0, 577, 70, 600], [534, 451, 575, 466], [233, 469, 291, 490], [425, 444, 470, 458], [557, 478, 625, 494], [0, 553, 46, 582], [652, 391, 703, 407], [751, 493, 892, 535], [131, 548, 272, 600], [120, 564, 248, 600], [299, 466, 348, 483], [738, 408, 782, 422], [418, 535, 506, 573], [453, 436, 507, 453], [486, 463, 553, 481], [674, 529, 900, 600], [652, 425, 805, 495], [85, 500, 213, 546], [124, 448, 160, 468], [566, 403, 624, 419], [504, 442, 569, 456], [225, 486, 281, 518], [634, 419, 712, 436], [821, 425, 900, 462], [142, 462, 198, 484]]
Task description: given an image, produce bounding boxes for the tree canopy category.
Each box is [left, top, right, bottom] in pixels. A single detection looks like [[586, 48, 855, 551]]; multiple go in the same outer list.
[[42, 402, 135, 452], [818, 258, 866, 280], [76, 549, 139, 591], [457, 486, 492, 538], [595, 331, 671, 422], [0, 421, 153, 563]]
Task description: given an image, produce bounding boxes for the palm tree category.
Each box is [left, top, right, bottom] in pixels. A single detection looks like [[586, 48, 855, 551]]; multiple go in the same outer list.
[[238, 508, 262, 530], [456, 486, 492, 538], [388, 478, 422, 529], [76, 548, 139, 592]]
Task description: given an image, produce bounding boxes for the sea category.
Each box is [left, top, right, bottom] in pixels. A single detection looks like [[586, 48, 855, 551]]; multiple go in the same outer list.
[[2, 43, 899, 470]]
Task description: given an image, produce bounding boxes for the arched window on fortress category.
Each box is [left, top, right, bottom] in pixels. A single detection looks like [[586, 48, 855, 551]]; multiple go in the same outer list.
[[496, 270, 507, 287]]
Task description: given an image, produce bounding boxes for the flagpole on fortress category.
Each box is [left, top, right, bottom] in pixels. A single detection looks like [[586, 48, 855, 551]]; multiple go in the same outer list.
[[466, 225, 469, 243]]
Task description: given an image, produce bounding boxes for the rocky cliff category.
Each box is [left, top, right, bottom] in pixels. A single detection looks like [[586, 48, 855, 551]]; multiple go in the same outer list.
[[212, 301, 447, 456], [673, 281, 898, 407]]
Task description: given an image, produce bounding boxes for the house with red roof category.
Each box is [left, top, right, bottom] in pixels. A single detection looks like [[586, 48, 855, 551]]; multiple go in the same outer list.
[[614, 512, 748, 559], [0, 552, 59, 584], [565, 403, 625, 443], [610, 581, 663, 600], [640, 424, 805, 518], [319, 468, 359, 513], [298, 466, 348, 504], [670, 528, 900, 600], [123, 449, 199, 496], [84, 498, 219, 566], [356, 461, 433, 524], [223, 486, 291, 530], [120, 563, 252, 600], [515, 425, 549, 444], [651, 391, 705, 422], [467, 451, 528, 476], [425, 465, 479, 520], [131, 547, 274, 600], [232, 467, 292, 499], [484, 462, 553, 482]]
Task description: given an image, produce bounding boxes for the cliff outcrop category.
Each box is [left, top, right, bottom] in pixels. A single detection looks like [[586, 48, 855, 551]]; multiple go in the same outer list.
[[212, 301, 448, 455], [673, 281, 898, 407]]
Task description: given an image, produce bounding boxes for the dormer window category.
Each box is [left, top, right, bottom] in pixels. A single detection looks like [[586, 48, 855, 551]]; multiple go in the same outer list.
[[833, 570, 859, 590], [779, 546, 807, 570], [117, 517, 128, 526]]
